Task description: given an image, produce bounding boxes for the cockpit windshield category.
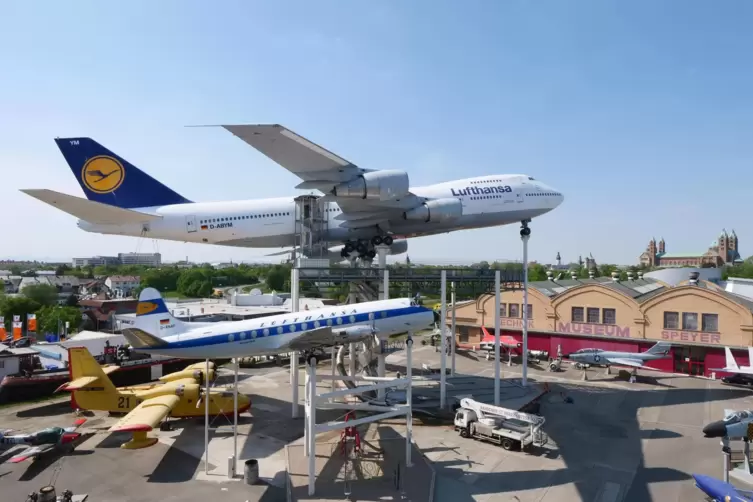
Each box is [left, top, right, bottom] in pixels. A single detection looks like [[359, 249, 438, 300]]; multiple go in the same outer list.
[[724, 411, 750, 423], [528, 176, 535, 180]]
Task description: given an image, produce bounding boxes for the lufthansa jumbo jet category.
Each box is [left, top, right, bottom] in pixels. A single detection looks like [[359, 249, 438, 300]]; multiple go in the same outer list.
[[21, 125, 564, 261]]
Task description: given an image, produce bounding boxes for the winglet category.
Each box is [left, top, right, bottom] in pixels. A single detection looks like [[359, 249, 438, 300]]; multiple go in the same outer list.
[[725, 347, 740, 371]]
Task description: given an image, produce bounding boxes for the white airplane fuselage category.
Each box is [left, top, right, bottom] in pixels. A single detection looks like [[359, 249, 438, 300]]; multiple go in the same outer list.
[[77, 174, 564, 248], [136, 298, 434, 359]]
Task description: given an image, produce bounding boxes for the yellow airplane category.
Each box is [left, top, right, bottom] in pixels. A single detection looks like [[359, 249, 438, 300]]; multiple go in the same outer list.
[[57, 347, 251, 449]]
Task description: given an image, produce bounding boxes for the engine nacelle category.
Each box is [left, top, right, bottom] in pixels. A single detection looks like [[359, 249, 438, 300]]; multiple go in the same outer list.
[[333, 170, 410, 201], [334, 325, 375, 342], [403, 198, 463, 223]]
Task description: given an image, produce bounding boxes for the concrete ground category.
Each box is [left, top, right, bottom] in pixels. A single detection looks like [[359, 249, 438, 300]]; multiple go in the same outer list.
[[1, 341, 752, 501]]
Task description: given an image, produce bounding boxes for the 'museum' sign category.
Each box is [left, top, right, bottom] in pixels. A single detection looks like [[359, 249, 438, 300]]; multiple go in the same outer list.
[[558, 322, 631, 338], [661, 330, 721, 344]]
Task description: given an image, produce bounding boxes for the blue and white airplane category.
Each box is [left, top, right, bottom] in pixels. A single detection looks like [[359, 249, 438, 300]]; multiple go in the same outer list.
[[21, 124, 564, 262], [121, 288, 435, 360], [693, 473, 753, 501]]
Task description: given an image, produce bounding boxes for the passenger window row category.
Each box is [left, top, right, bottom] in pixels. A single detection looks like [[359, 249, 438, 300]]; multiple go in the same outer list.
[[200, 212, 291, 224]]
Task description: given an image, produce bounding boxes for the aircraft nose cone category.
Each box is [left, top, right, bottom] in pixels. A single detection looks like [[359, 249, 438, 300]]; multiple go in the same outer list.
[[702, 420, 727, 438]]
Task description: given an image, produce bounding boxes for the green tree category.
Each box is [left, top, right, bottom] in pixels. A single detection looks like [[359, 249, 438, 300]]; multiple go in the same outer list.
[[21, 284, 59, 307], [64, 294, 79, 307], [265, 266, 288, 291], [141, 268, 181, 292], [37, 305, 82, 335], [55, 264, 71, 276]]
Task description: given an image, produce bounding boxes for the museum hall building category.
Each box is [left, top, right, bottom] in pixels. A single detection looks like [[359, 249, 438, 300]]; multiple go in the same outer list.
[[447, 269, 753, 377]]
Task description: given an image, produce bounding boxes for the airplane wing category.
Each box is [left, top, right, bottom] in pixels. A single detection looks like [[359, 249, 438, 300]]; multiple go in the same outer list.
[[109, 395, 181, 433], [9, 443, 55, 463], [222, 124, 423, 227], [281, 326, 375, 352], [606, 357, 646, 369]]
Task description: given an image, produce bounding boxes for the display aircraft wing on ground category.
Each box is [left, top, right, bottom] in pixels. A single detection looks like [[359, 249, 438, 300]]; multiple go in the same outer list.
[[22, 125, 563, 262], [57, 347, 250, 449], [0, 418, 87, 463], [692, 473, 753, 501], [709, 347, 753, 375], [118, 287, 435, 360], [565, 341, 671, 369]]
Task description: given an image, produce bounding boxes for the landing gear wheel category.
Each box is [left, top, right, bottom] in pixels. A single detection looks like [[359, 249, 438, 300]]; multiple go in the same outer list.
[[356, 242, 368, 255], [340, 248, 349, 258], [501, 438, 514, 450], [344, 243, 355, 254], [371, 236, 383, 246], [367, 250, 376, 260], [383, 235, 394, 246]]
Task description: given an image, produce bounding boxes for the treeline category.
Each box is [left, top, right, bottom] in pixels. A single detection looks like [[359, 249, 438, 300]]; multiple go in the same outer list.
[[0, 284, 82, 335], [138, 264, 291, 298]]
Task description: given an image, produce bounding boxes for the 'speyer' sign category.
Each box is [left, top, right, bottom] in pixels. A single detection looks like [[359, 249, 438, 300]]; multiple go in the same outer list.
[[661, 330, 721, 344]]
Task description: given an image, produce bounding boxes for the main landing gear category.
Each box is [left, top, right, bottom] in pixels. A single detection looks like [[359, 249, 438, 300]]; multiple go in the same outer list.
[[340, 235, 394, 261]]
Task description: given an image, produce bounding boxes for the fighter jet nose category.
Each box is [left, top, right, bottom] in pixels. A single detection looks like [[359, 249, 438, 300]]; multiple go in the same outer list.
[[702, 420, 727, 438]]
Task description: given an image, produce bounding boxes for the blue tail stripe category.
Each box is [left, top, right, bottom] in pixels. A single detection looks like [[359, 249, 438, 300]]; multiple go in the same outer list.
[[55, 137, 192, 209], [157, 305, 430, 350]]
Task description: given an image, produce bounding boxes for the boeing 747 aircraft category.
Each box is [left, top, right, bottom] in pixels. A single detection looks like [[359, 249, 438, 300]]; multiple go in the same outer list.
[[21, 125, 564, 261], [121, 288, 434, 360]]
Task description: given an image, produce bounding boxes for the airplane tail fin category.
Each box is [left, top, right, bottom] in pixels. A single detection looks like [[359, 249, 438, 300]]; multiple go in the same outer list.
[[58, 347, 118, 394], [54, 137, 192, 209], [725, 347, 740, 371], [646, 341, 671, 355], [131, 287, 187, 339]]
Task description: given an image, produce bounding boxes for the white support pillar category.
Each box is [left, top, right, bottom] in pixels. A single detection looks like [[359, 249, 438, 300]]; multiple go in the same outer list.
[[232, 357, 238, 477], [307, 359, 317, 496], [348, 343, 356, 379], [331, 347, 336, 393], [440, 270, 447, 409], [204, 358, 210, 474], [522, 232, 530, 387], [377, 246, 389, 400], [494, 270, 501, 406], [304, 361, 310, 457], [377, 344, 386, 400], [406, 332, 413, 468], [450, 282, 456, 377], [378, 245, 389, 300], [291, 267, 300, 418]]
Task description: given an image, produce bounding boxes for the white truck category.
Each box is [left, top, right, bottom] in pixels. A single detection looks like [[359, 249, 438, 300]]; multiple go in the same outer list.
[[454, 398, 548, 451]]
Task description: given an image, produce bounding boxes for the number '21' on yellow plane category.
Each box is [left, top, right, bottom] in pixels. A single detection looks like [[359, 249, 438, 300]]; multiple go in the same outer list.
[[57, 347, 250, 449]]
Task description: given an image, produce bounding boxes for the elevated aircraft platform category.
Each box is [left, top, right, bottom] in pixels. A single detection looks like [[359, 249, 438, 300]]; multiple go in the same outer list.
[[285, 425, 435, 502]]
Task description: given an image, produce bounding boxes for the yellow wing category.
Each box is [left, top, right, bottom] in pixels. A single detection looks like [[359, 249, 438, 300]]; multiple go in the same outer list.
[[108, 395, 180, 433]]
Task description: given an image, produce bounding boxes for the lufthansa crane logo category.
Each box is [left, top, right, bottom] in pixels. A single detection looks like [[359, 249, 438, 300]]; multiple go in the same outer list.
[[81, 156, 125, 194], [136, 302, 159, 315]]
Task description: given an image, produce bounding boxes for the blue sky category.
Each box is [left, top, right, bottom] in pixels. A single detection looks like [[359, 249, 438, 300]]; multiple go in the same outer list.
[[1, 1, 751, 265]]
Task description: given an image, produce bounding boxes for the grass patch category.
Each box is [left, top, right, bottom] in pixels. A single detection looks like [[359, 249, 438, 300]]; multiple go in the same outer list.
[[161, 290, 192, 299]]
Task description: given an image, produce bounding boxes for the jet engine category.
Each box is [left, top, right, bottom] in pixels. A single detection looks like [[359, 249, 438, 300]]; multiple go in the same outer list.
[[403, 198, 463, 223], [332, 171, 410, 201]]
